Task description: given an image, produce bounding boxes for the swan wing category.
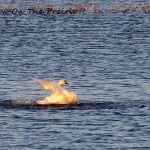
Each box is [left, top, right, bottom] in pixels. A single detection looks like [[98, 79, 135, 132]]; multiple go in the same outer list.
[[34, 78, 57, 92]]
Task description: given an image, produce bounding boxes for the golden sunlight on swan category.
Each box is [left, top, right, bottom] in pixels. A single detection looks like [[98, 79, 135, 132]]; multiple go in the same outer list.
[[34, 79, 77, 105]]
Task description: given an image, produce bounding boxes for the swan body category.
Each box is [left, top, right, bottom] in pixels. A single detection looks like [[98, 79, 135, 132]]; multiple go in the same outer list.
[[34, 79, 77, 105]]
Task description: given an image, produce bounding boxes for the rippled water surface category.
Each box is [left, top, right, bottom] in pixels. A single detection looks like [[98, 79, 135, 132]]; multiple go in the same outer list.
[[0, 1, 150, 149]]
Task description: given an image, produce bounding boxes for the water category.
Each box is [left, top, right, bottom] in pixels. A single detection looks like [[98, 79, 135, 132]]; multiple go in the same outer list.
[[0, 1, 150, 149]]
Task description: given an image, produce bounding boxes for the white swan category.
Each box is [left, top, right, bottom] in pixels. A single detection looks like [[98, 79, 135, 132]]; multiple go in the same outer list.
[[34, 79, 77, 105]]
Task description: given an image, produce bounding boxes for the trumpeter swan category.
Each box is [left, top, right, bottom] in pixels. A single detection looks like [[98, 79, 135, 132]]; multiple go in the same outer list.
[[34, 79, 77, 105]]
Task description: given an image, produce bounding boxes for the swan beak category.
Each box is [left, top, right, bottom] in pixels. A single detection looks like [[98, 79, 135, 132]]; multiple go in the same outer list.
[[65, 81, 68, 84]]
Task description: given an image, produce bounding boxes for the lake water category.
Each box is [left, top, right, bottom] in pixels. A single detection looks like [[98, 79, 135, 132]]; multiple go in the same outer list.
[[0, 1, 150, 149]]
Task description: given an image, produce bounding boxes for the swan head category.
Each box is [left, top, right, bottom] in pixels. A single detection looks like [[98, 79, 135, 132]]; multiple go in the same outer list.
[[58, 79, 68, 86]]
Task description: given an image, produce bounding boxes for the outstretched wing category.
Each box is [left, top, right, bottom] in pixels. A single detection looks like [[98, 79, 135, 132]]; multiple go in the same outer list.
[[33, 78, 57, 92]]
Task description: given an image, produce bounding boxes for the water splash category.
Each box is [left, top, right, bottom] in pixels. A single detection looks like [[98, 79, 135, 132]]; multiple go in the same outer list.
[[0, 100, 148, 110]]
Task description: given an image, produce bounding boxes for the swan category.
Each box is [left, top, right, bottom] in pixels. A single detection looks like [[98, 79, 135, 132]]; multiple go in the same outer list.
[[34, 79, 77, 105]]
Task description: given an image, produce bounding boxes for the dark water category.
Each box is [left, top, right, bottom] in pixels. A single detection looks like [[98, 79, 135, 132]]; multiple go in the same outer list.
[[0, 1, 150, 149]]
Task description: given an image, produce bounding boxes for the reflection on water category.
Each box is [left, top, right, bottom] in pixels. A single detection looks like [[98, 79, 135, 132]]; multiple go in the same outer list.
[[0, 0, 150, 149]]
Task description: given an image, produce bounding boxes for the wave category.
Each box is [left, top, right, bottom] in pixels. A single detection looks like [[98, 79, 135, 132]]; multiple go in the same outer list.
[[0, 100, 148, 110]]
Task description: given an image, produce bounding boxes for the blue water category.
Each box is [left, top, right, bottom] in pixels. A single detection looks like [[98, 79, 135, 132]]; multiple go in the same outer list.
[[0, 1, 150, 149]]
